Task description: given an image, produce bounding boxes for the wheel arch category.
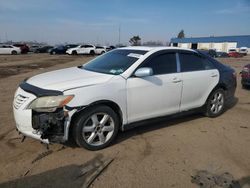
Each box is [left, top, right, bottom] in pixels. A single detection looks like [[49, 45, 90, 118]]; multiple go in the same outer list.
[[204, 83, 228, 105], [68, 100, 123, 139]]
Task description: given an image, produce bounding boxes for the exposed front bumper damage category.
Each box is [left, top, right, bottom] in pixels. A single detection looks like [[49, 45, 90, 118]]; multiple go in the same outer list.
[[13, 84, 77, 144], [32, 109, 66, 143]]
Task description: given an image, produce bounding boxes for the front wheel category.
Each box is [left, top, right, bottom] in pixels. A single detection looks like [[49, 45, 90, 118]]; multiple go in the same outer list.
[[72, 105, 119, 150], [204, 88, 225, 118]]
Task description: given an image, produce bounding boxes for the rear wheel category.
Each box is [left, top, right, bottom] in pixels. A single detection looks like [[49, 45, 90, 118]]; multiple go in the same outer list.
[[72, 105, 119, 150], [204, 88, 225, 118], [11, 50, 17, 55]]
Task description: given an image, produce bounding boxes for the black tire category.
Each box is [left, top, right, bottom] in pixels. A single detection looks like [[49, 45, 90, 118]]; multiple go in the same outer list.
[[72, 105, 119, 150], [101, 51, 105, 54], [90, 50, 95, 55], [72, 50, 77, 55], [204, 88, 225, 118], [11, 50, 17, 55]]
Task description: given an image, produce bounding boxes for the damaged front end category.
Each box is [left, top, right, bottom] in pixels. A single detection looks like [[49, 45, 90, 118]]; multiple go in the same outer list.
[[17, 82, 77, 144], [32, 108, 67, 143]]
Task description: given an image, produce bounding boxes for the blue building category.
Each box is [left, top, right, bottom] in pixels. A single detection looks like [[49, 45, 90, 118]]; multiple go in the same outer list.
[[170, 35, 250, 53]]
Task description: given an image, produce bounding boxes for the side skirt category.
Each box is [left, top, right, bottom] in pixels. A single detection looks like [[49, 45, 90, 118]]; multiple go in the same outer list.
[[121, 107, 204, 131]]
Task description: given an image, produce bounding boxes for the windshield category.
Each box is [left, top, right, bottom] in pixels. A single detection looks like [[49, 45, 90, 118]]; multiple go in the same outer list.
[[83, 49, 147, 75]]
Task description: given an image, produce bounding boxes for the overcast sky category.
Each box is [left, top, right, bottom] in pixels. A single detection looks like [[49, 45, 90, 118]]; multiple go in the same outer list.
[[0, 0, 250, 45]]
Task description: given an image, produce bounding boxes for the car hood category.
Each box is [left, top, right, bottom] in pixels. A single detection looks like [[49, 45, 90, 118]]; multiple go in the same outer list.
[[27, 67, 114, 91]]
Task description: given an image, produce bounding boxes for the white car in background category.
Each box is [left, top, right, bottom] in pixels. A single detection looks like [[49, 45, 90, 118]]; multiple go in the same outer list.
[[0, 44, 21, 55], [66, 44, 96, 55], [239, 47, 248, 55], [94, 46, 106, 55]]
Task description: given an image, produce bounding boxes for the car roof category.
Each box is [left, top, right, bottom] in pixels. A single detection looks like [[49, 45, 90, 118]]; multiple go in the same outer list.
[[119, 46, 196, 53]]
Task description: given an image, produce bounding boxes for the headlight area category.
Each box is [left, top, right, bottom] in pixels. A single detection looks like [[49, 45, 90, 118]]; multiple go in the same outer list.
[[27, 95, 74, 143]]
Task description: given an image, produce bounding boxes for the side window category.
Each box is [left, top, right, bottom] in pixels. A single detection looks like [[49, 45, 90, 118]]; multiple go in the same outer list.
[[179, 53, 214, 72], [141, 53, 177, 75]]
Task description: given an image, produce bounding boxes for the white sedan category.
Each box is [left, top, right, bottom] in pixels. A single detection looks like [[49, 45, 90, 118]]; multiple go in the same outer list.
[[13, 47, 236, 150], [66, 44, 96, 55], [0, 45, 21, 55], [94, 46, 106, 54]]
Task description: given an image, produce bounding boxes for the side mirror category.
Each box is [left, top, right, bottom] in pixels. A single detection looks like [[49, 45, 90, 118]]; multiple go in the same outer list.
[[134, 67, 153, 77]]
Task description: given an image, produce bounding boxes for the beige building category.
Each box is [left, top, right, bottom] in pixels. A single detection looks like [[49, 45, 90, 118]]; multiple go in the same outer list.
[[170, 35, 250, 53]]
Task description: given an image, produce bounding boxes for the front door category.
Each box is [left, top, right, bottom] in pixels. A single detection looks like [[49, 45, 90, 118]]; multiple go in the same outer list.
[[127, 52, 183, 123]]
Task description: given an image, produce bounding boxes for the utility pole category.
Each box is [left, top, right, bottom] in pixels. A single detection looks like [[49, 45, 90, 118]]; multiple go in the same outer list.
[[118, 24, 121, 45], [5, 32, 8, 42]]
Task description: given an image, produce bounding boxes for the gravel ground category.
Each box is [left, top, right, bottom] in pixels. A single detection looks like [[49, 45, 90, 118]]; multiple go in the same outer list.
[[0, 54, 249, 188]]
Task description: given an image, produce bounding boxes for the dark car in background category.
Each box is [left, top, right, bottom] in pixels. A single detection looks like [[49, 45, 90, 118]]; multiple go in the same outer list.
[[216, 52, 229, 58], [50, 44, 78, 55], [241, 64, 250, 88], [13, 44, 29, 54], [198, 49, 217, 58], [35, 46, 53, 53], [29, 45, 40, 52]]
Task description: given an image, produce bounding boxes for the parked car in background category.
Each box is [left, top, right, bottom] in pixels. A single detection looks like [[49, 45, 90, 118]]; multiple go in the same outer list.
[[13, 47, 236, 150], [94, 46, 106, 54], [240, 64, 250, 88], [29, 45, 41, 52], [0, 44, 21, 55], [50, 44, 78, 55], [35, 46, 53, 53], [239, 47, 248, 56], [13, 44, 29, 54], [109, 45, 116, 50], [65, 44, 78, 49], [228, 51, 243, 58], [198, 49, 217, 58], [50, 45, 66, 55], [216, 51, 229, 58], [66, 44, 95, 55]]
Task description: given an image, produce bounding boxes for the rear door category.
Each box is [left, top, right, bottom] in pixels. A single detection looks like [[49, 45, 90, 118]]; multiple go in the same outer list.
[[127, 51, 183, 123], [178, 52, 219, 111]]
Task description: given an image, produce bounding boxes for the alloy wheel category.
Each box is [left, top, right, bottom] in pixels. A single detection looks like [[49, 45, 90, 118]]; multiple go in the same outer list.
[[210, 92, 224, 114], [82, 113, 115, 146]]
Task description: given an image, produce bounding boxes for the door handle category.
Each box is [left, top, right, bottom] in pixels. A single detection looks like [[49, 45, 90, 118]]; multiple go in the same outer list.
[[172, 77, 182, 83], [211, 73, 218, 77]]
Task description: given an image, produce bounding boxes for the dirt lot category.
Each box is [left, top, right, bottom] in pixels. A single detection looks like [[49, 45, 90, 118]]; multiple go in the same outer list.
[[0, 54, 249, 188]]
